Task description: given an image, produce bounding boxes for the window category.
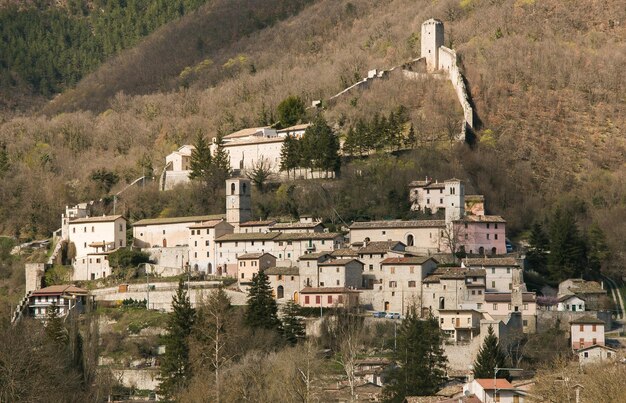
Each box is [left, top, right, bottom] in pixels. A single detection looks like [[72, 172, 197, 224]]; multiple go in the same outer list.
[[91, 226, 94, 232], [509, 283, 512, 290], [390, 267, 395, 274], [579, 338, 584, 347], [328, 296, 333, 303], [495, 223, 498, 229], [207, 252, 210, 257], [427, 189, 430, 194], [319, 267, 323, 273], [336, 280, 340, 285], [584, 352, 589, 358], [493, 303, 498, 310], [191, 230, 195, 235], [492, 281, 496, 288], [440, 198, 443, 204], [194, 241, 197, 247], [410, 266, 414, 274], [477, 303, 482, 309], [478, 290, 482, 295], [369, 264, 373, 271], [506, 267, 511, 274], [278, 275, 283, 280], [408, 281, 416, 288], [580, 324, 584, 331], [487, 223, 490, 229], [336, 267, 340, 273], [241, 273, 244, 279], [495, 234, 498, 240], [162, 230, 165, 234], [291, 276, 294, 281], [508, 304, 512, 310], [523, 303, 528, 310], [593, 338, 597, 345], [382, 231, 386, 235], [487, 234, 490, 240], [287, 253, 291, 258], [427, 198, 430, 204], [443, 285, 447, 290], [471, 290, 476, 295], [305, 296, 310, 304], [523, 320, 528, 326], [251, 241, 255, 246], [73, 228, 75, 233], [464, 234, 468, 240], [338, 295, 343, 304], [206, 229, 209, 234], [206, 240, 210, 246], [315, 296, 321, 304], [440, 318, 444, 324], [592, 324, 597, 331], [389, 281, 397, 288], [492, 268, 496, 274]]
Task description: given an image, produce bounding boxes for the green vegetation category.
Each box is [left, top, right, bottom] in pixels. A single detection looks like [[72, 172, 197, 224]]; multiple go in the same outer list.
[[0, 0, 210, 97], [245, 270, 281, 331], [383, 312, 447, 401], [281, 300, 306, 345], [276, 95, 307, 128], [472, 325, 508, 379]]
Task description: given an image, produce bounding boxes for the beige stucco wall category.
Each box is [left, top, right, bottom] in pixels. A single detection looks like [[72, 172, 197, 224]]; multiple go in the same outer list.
[[350, 227, 443, 253], [69, 218, 126, 259], [133, 222, 194, 249]]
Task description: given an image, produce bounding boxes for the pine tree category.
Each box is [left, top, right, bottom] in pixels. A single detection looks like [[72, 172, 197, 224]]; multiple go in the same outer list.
[[277, 95, 306, 128], [587, 223, 610, 277], [280, 134, 300, 178], [159, 278, 196, 399], [526, 222, 549, 275], [405, 124, 417, 149], [383, 310, 447, 401], [548, 208, 587, 281], [245, 270, 281, 331], [211, 131, 231, 186], [45, 302, 69, 346], [281, 300, 305, 345], [472, 325, 508, 379], [188, 130, 213, 184]]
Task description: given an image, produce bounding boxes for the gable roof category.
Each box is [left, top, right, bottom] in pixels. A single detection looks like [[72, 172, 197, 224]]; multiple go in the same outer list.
[[358, 241, 405, 254], [70, 215, 124, 224], [558, 294, 586, 302], [318, 259, 363, 267], [298, 252, 332, 261], [484, 292, 536, 303], [188, 219, 227, 229], [223, 126, 270, 139], [570, 315, 604, 325], [350, 220, 445, 229], [576, 344, 616, 353], [330, 248, 359, 258], [380, 256, 437, 265], [423, 267, 485, 283], [464, 257, 519, 267], [216, 232, 280, 242], [237, 252, 275, 260], [31, 285, 88, 296], [133, 214, 224, 226], [475, 378, 514, 390], [459, 215, 506, 223], [265, 267, 299, 276]]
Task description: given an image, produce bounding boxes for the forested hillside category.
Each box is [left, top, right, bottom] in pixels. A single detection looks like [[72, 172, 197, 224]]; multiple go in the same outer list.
[[0, 0, 624, 274], [0, 0, 232, 111]]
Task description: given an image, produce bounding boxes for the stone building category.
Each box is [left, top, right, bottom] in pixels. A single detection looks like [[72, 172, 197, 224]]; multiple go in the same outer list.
[[266, 266, 300, 302], [421, 267, 486, 317], [375, 256, 438, 313], [465, 257, 522, 293]]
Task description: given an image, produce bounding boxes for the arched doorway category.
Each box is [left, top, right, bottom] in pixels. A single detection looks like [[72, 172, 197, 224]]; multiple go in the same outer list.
[[491, 247, 497, 256], [162, 238, 167, 247], [406, 234, 414, 247], [384, 301, 390, 312], [208, 263, 212, 274], [478, 246, 485, 256], [293, 291, 299, 303], [231, 183, 236, 195], [277, 285, 284, 299]]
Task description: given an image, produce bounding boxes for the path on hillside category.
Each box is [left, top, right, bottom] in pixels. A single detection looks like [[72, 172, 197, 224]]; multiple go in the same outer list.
[[602, 275, 625, 321]]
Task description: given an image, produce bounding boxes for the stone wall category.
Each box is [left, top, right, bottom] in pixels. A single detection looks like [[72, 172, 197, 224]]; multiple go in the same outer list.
[[143, 247, 189, 276], [438, 46, 474, 140], [25, 263, 46, 295], [112, 369, 160, 391]]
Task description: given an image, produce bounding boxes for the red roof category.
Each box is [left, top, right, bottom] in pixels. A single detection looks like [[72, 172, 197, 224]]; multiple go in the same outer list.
[[300, 287, 360, 294], [475, 378, 514, 390]]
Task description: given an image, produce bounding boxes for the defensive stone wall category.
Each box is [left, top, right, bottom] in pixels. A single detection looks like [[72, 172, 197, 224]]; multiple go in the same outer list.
[[438, 46, 474, 140]]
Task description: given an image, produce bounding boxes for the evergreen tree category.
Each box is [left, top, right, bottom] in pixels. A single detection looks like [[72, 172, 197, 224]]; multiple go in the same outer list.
[[280, 134, 300, 178], [188, 131, 213, 184], [211, 131, 232, 187], [159, 278, 196, 399], [342, 126, 358, 157], [405, 124, 417, 149], [383, 310, 447, 401], [587, 223, 610, 276], [548, 208, 587, 281], [526, 222, 549, 275], [354, 118, 369, 155], [281, 300, 305, 345], [472, 325, 508, 379], [301, 115, 340, 175], [0, 142, 9, 177], [245, 270, 281, 331], [277, 95, 306, 128], [45, 302, 69, 346]]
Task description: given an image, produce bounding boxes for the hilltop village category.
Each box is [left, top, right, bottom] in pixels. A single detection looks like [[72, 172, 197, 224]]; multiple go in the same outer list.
[[5, 17, 625, 403]]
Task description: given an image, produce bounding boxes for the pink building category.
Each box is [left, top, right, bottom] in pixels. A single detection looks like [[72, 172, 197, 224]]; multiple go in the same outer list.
[[299, 287, 360, 308], [455, 215, 507, 255], [570, 315, 605, 350]]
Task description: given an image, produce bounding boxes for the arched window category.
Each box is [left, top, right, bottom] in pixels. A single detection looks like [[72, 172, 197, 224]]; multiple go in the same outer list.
[[277, 285, 284, 299], [364, 237, 370, 243], [406, 234, 414, 247], [479, 246, 485, 256], [491, 247, 497, 256], [231, 183, 236, 195], [439, 297, 445, 310]]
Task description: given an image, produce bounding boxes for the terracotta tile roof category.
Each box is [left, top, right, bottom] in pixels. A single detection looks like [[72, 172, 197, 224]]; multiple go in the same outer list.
[[239, 220, 276, 227], [484, 292, 536, 303], [272, 221, 323, 230], [237, 252, 275, 260], [265, 267, 299, 276], [298, 252, 332, 260], [570, 315, 605, 325], [423, 267, 485, 283], [350, 219, 445, 229], [465, 257, 519, 267], [358, 241, 405, 254], [380, 256, 437, 265], [31, 285, 88, 296], [576, 344, 615, 353], [70, 215, 124, 224], [216, 232, 280, 242], [459, 215, 506, 223], [275, 232, 342, 241], [318, 259, 362, 266], [300, 287, 360, 294], [475, 378, 514, 390], [188, 219, 225, 229], [134, 214, 224, 226], [223, 126, 270, 139]]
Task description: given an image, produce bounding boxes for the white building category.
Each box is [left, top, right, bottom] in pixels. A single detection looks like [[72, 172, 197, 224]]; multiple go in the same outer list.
[[188, 219, 234, 274], [317, 259, 363, 289], [557, 294, 586, 312], [349, 220, 445, 254], [463, 378, 527, 403], [160, 145, 195, 190], [570, 316, 605, 350], [28, 285, 88, 320], [132, 214, 224, 249], [577, 344, 617, 366]]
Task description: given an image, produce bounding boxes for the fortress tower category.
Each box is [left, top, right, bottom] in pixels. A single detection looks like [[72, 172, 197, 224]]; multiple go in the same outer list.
[[421, 18, 444, 72], [226, 178, 252, 229], [444, 179, 465, 224]]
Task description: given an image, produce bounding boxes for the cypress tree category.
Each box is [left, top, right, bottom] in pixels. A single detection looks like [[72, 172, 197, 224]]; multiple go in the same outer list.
[[281, 300, 305, 345], [159, 278, 196, 399], [188, 130, 213, 184], [280, 134, 300, 178], [245, 270, 281, 331], [211, 131, 231, 187], [45, 302, 69, 346], [383, 310, 447, 402], [472, 325, 508, 379], [548, 208, 587, 281]]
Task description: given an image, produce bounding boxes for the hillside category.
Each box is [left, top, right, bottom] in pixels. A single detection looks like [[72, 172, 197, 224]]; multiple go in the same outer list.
[[0, 0, 624, 271]]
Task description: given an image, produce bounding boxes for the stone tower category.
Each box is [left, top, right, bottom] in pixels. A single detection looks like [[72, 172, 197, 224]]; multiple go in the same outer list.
[[444, 179, 465, 224], [421, 18, 444, 72], [226, 178, 252, 229]]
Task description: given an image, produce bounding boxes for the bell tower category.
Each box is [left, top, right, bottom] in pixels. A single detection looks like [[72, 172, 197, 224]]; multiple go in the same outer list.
[[226, 178, 252, 229]]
